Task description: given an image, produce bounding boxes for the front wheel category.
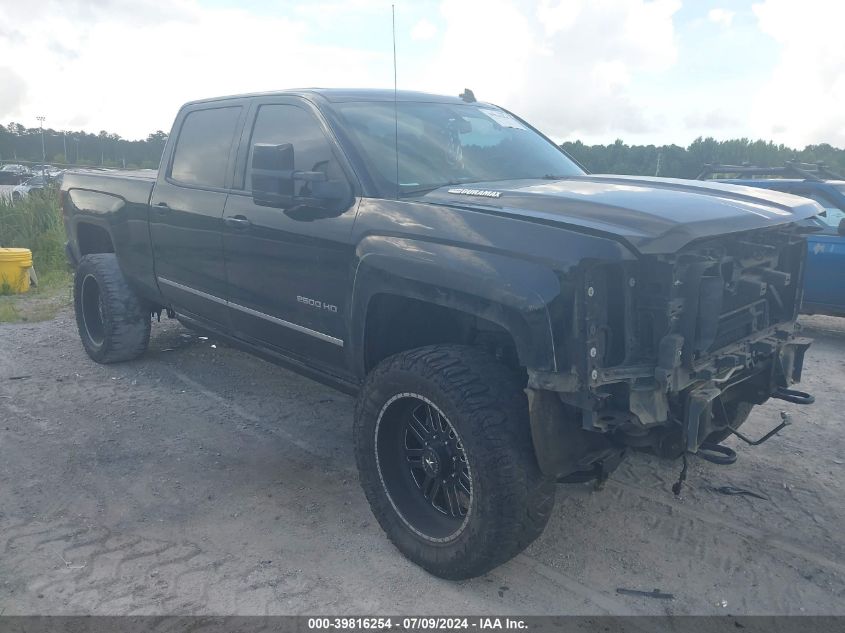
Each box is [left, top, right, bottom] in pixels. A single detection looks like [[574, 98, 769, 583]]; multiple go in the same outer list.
[[354, 345, 555, 579], [73, 253, 151, 363]]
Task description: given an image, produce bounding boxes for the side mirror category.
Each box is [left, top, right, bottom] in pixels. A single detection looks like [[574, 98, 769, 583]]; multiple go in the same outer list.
[[251, 143, 351, 211], [838, 218, 845, 236], [252, 143, 297, 207]]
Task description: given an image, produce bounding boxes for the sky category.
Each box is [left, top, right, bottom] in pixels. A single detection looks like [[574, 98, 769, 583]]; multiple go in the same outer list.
[[0, 0, 843, 148]]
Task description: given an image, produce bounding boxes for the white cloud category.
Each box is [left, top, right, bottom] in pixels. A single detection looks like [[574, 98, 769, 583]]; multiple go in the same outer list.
[[751, 0, 845, 147], [0, 0, 387, 139], [410, 18, 438, 41], [414, 0, 681, 139], [0, 0, 682, 142], [0, 67, 27, 118], [684, 109, 742, 131], [707, 8, 735, 28]]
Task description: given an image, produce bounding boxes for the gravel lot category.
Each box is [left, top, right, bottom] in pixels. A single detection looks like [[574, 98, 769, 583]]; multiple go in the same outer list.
[[1, 308, 844, 616]]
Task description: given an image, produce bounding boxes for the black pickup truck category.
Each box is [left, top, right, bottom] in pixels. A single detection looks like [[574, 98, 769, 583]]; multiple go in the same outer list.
[[62, 89, 817, 579]]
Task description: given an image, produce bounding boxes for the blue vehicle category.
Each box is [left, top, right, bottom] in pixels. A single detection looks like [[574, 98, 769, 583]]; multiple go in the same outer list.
[[699, 162, 845, 317]]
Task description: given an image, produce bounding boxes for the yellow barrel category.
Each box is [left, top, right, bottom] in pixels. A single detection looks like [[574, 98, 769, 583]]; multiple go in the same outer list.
[[0, 248, 33, 294]]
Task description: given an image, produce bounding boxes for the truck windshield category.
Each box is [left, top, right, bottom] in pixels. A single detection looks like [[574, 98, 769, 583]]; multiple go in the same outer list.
[[334, 101, 583, 196]]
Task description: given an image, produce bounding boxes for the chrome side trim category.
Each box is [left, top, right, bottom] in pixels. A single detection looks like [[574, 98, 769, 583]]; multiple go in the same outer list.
[[157, 276, 343, 347], [230, 301, 344, 347], [159, 277, 227, 306]]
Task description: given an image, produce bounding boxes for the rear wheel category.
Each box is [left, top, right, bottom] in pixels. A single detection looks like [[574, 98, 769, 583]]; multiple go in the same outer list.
[[73, 254, 151, 363], [354, 345, 555, 579]]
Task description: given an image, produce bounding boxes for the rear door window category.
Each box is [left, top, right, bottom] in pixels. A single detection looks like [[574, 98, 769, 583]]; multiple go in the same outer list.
[[170, 106, 242, 188]]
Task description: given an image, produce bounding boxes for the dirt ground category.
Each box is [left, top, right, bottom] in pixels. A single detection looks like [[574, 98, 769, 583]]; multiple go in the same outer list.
[[1, 307, 844, 616]]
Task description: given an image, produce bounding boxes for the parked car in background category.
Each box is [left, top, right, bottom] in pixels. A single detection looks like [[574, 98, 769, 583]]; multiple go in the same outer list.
[[0, 164, 32, 185], [11, 174, 49, 201], [699, 162, 845, 317], [30, 164, 64, 179]]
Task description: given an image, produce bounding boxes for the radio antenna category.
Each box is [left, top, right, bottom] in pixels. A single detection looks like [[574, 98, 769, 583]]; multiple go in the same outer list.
[[392, 4, 400, 198]]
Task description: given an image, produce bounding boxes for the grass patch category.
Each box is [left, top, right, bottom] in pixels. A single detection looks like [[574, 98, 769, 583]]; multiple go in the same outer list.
[[0, 187, 71, 323], [0, 269, 72, 323], [0, 187, 66, 271]]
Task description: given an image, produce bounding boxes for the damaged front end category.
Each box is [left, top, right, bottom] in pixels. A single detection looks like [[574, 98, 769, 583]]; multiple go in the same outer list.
[[528, 225, 813, 481]]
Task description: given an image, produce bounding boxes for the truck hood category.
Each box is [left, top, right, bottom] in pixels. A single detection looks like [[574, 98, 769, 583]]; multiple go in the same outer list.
[[421, 174, 822, 254]]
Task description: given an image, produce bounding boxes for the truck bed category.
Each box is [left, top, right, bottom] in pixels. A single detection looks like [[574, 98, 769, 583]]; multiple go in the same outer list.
[[62, 168, 160, 300], [62, 168, 157, 204]]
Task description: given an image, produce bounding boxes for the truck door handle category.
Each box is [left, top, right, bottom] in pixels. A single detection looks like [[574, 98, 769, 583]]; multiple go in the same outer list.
[[224, 215, 252, 229], [153, 202, 170, 215]]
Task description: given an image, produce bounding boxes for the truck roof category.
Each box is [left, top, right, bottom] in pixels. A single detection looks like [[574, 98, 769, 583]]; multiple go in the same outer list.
[[182, 88, 471, 107]]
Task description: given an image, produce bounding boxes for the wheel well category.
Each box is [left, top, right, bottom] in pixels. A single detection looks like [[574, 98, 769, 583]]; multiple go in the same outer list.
[[77, 223, 115, 256], [363, 294, 521, 373]]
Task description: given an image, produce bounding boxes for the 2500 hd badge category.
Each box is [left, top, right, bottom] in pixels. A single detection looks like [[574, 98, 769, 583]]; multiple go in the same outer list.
[[297, 295, 338, 312]]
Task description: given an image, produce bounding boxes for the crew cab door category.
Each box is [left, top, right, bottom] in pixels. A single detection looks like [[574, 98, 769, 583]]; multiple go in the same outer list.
[[150, 102, 247, 327], [791, 187, 845, 313], [221, 97, 359, 373]]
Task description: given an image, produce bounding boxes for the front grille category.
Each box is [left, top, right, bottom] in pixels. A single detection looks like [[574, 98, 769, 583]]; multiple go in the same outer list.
[[634, 227, 806, 362]]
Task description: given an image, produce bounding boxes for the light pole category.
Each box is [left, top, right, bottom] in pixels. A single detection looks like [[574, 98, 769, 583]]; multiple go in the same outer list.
[[62, 131, 67, 163], [36, 116, 46, 163]]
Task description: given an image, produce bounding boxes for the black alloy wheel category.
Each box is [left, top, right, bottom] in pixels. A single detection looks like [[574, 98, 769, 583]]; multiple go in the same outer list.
[[376, 393, 472, 542], [80, 273, 106, 347]]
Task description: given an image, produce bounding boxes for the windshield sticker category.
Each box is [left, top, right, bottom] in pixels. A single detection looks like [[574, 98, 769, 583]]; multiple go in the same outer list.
[[448, 188, 502, 198], [480, 108, 527, 131]]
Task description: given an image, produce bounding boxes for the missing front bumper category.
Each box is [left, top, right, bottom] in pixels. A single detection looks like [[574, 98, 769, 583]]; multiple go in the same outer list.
[[683, 336, 812, 452], [526, 334, 813, 474]]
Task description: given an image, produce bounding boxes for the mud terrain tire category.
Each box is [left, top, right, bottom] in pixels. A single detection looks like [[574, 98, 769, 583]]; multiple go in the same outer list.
[[74, 253, 150, 364], [354, 344, 555, 579]]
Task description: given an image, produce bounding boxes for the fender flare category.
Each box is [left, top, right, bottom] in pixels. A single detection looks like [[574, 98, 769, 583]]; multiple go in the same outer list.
[[348, 236, 562, 377], [66, 189, 124, 261]]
